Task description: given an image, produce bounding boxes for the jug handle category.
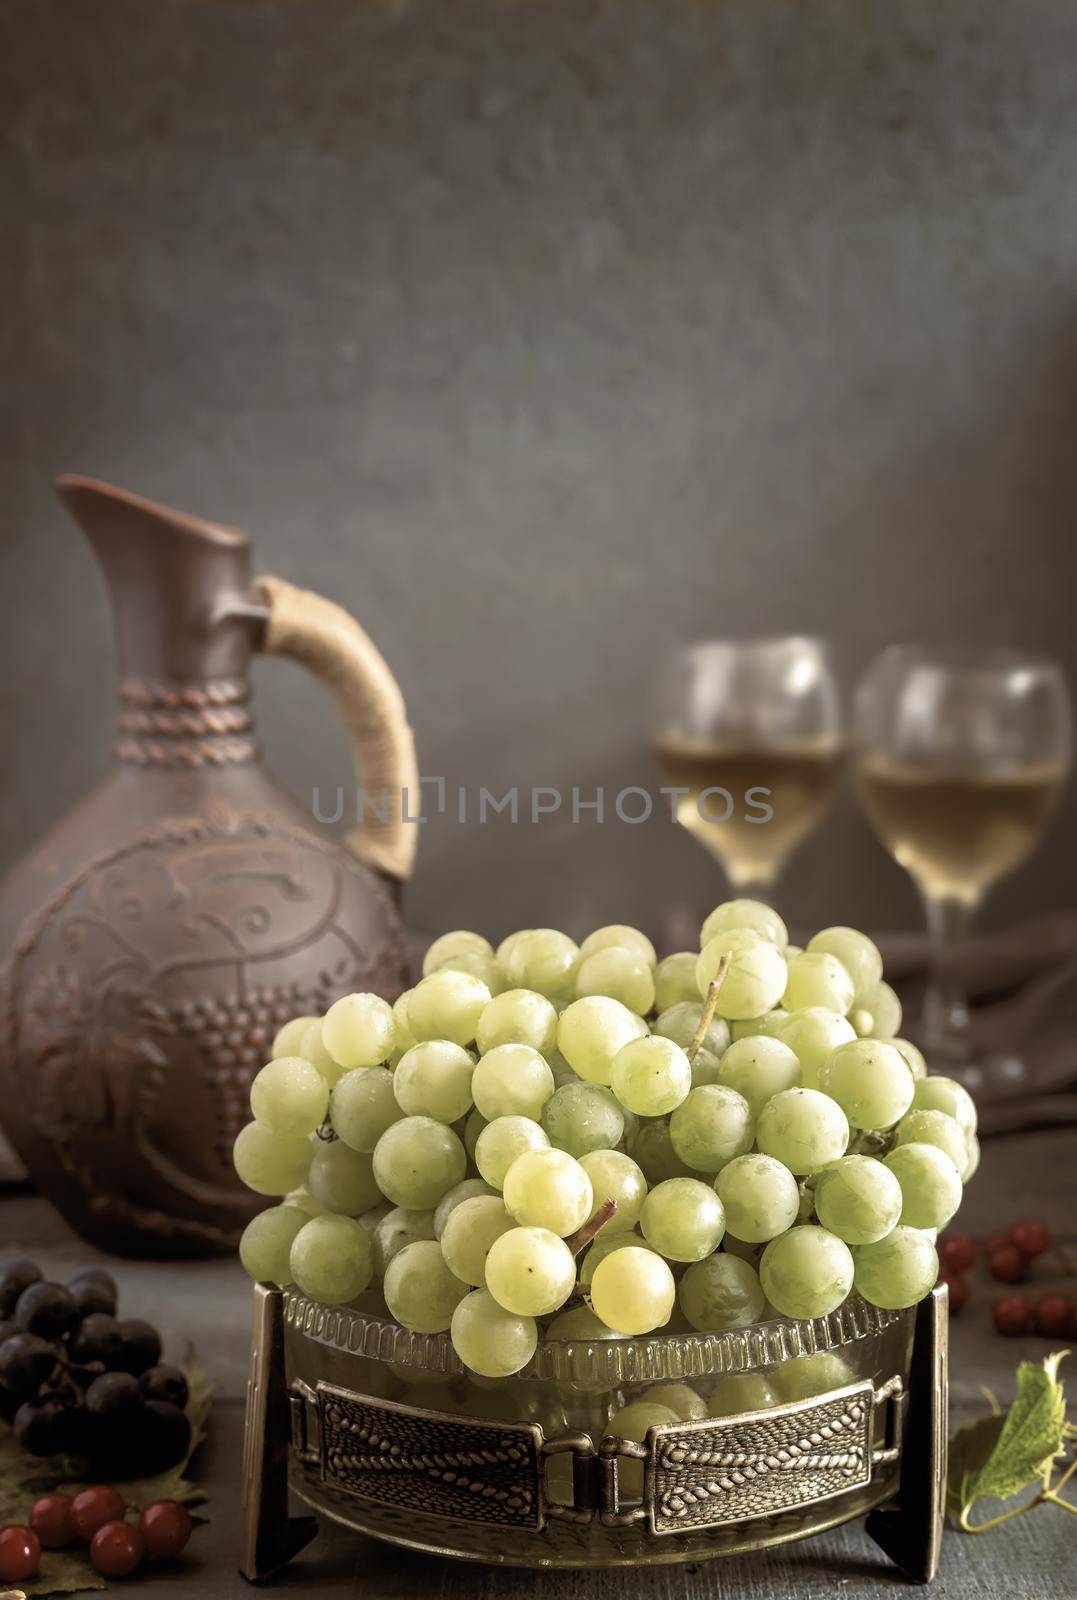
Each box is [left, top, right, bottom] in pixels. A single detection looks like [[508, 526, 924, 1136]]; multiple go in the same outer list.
[[253, 575, 419, 884]]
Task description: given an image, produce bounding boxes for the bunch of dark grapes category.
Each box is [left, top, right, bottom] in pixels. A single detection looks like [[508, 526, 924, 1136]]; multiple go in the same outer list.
[[0, 1258, 191, 1477]]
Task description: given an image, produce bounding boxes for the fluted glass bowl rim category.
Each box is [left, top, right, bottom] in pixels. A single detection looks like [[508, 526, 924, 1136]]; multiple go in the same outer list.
[[282, 1289, 905, 1385]]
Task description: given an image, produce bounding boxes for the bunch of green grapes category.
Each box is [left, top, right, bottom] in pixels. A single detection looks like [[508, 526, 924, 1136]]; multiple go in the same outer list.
[[235, 908, 976, 1381]]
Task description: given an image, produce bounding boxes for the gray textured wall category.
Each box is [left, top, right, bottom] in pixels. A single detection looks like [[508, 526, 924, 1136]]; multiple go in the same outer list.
[[3, 0, 1076, 947]]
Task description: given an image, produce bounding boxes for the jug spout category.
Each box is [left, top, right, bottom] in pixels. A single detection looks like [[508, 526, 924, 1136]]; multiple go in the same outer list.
[[57, 474, 259, 683]]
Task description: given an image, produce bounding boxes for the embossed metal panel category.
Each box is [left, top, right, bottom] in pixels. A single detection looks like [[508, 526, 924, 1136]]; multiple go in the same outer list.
[[317, 1383, 546, 1531], [644, 1380, 875, 1536]]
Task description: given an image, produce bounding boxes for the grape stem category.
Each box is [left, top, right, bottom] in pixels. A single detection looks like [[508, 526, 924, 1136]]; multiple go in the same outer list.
[[566, 1199, 618, 1258], [685, 956, 730, 1063]]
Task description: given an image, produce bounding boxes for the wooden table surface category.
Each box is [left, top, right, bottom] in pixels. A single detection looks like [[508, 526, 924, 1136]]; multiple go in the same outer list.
[[3, 1125, 1074, 1599]]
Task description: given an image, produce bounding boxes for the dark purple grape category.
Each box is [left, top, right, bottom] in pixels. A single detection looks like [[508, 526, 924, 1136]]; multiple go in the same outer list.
[[114, 1319, 161, 1376], [0, 1258, 41, 1317], [85, 1370, 142, 1418], [0, 1383, 19, 1423], [135, 1399, 191, 1471], [0, 1318, 19, 1344], [0, 1333, 58, 1399], [68, 1275, 118, 1319], [15, 1282, 80, 1341], [138, 1364, 188, 1410], [13, 1398, 67, 1456], [70, 1313, 123, 1367]]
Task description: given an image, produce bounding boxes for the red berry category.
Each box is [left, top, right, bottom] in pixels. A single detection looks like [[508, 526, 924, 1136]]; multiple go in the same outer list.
[[138, 1499, 193, 1559], [29, 1493, 76, 1549], [982, 1230, 1009, 1254], [939, 1233, 977, 1274], [71, 1485, 127, 1542], [987, 1244, 1026, 1284], [0, 1524, 41, 1583], [89, 1521, 145, 1579], [993, 1293, 1032, 1336], [1033, 1292, 1071, 1338], [941, 1271, 969, 1314], [1009, 1218, 1051, 1260]]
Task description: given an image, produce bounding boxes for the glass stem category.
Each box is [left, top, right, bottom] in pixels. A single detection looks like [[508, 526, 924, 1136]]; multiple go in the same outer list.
[[921, 893, 977, 1063]]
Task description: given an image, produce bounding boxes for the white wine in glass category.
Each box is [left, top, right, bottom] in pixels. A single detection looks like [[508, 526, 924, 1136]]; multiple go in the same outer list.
[[855, 645, 1072, 1090], [654, 639, 844, 897]]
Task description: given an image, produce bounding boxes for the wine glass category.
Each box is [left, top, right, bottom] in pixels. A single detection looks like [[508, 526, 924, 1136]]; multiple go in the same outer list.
[[653, 638, 845, 901], [854, 645, 1072, 1090]]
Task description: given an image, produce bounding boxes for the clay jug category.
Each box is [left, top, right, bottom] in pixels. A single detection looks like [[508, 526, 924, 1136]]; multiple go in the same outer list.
[[0, 476, 419, 1258]]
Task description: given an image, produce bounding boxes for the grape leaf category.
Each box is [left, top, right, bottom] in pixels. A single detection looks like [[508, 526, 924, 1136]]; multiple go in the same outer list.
[[947, 1351, 1069, 1528]]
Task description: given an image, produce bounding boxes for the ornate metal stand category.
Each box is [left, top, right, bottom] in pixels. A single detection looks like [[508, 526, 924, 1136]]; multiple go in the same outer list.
[[240, 1283, 947, 1583]]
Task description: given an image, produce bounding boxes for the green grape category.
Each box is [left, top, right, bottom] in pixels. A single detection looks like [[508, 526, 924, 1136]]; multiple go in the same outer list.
[[715, 1153, 800, 1243], [818, 1039, 914, 1130], [391, 991, 417, 1055], [239, 1204, 308, 1284], [610, 1036, 692, 1116], [575, 947, 656, 1014], [589, 1245, 676, 1334], [433, 1176, 496, 1237], [384, 1239, 470, 1331], [474, 1115, 550, 1188], [464, 1107, 487, 1162], [911, 1075, 978, 1134], [679, 1253, 766, 1330], [606, 1400, 680, 1494], [806, 927, 883, 1002], [580, 925, 658, 967], [717, 1036, 801, 1117], [557, 996, 649, 1085], [578, 1149, 647, 1232], [653, 952, 702, 1011], [700, 899, 788, 950], [485, 1226, 577, 1315], [859, 980, 902, 1038], [689, 1046, 725, 1087], [476, 988, 558, 1055], [640, 1178, 726, 1262], [646, 1383, 708, 1421], [357, 1200, 393, 1257], [422, 930, 495, 976], [322, 992, 396, 1069], [285, 1186, 328, 1219], [893, 1109, 970, 1176], [233, 1121, 312, 1196], [451, 1289, 538, 1377], [495, 929, 531, 964], [964, 1133, 981, 1182], [707, 1372, 779, 1416], [773, 1349, 853, 1400], [471, 1043, 556, 1121], [669, 1085, 754, 1173], [271, 1015, 318, 1058], [249, 1055, 329, 1137], [777, 1008, 857, 1088], [299, 1019, 348, 1088], [850, 1008, 874, 1037], [782, 952, 855, 1016], [407, 970, 492, 1046], [579, 1229, 653, 1287], [540, 1082, 624, 1156], [853, 1225, 939, 1309], [654, 1000, 731, 1058], [372, 1116, 467, 1208], [372, 1206, 436, 1275], [729, 1010, 789, 1042], [439, 1195, 516, 1285], [436, 950, 508, 995], [503, 1147, 593, 1235], [393, 1040, 475, 1123], [696, 931, 788, 1020], [500, 929, 580, 999], [813, 1155, 902, 1245], [330, 1065, 403, 1152], [759, 1225, 854, 1318], [884, 1142, 963, 1230], [307, 1140, 380, 1215], [546, 1304, 625, 1342], [887, 1037, 927, 1082], [627, 1118, 694, 1183], [755, 1088, 849, 1175], [289, 1213, 373, 1304]]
